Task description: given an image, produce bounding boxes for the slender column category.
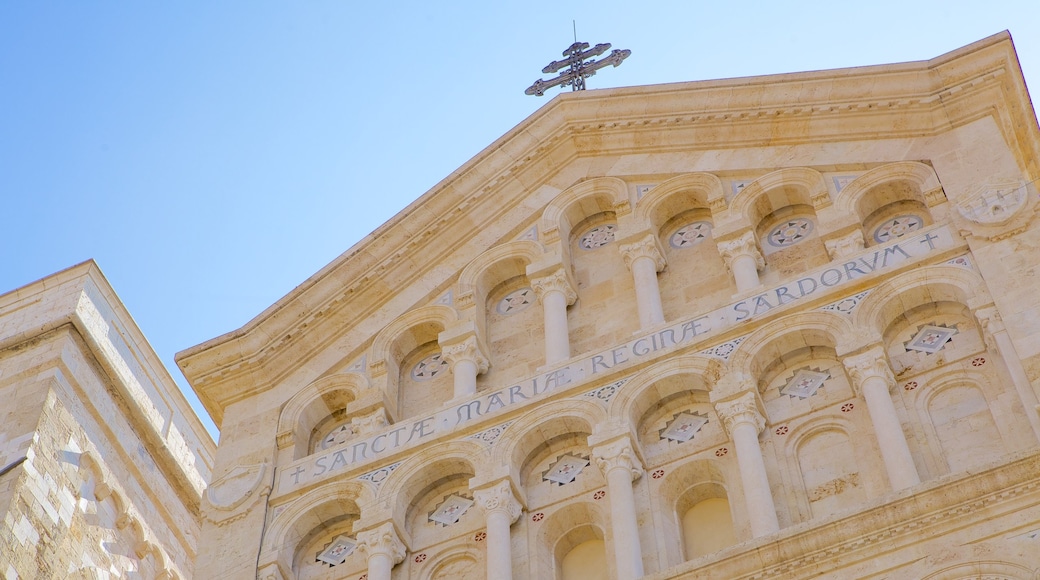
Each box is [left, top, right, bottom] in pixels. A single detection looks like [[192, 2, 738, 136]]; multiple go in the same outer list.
[[473, 480, 522, 580], [619, 233, 667, 329], [441, 335, 489, 399], [714, 391, 779, 537], [976, 307, 1040, 442], [592, 437, 644, 580], [355, 522, 406, 580], [843, 347, 921, 490], [530, 268, 578, 365], [717, 231, 765, 293]]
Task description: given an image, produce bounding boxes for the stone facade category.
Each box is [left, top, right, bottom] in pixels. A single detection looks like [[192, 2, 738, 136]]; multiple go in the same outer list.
[[176, 32, 1040, 580], [0, 263, 214, 579]]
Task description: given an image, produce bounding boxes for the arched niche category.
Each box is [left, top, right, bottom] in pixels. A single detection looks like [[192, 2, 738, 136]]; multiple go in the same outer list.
[[277, 372, 382, 460], [786, 419, 869, 522], [835, 162, 942, 224], [536, 502, 610, 580]]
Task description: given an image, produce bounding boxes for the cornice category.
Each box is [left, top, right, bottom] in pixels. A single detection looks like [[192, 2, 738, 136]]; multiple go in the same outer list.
[[176, 33, 1040, 423]]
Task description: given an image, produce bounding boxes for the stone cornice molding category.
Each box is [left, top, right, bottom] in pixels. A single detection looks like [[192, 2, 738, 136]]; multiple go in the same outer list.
[[618, 233, 667, 272], [592, 436, 644, 482], [530, 267, 578, 305], [713, 391, 766, 435], [473, 479, 523, 524], [824, 230, 866, 261], [842, 346, 896, 394], [355, 522, 407, 565], [717, 231, 765, 272], [176, 33, 1039, 426]]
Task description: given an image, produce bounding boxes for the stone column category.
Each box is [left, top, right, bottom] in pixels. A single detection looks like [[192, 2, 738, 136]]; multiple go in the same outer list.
[[619, 233, 667, 329], [530, 268, 578, 365], [976, 307, 1040, 442], [717, 231, 765, 293], [473, 480, 522, 580], [843, 347, 921, 491], [355, 522, 406, 580], [592, 437, 645, 580], [441, 335, 490, 399], [713, 391, 779, 537]]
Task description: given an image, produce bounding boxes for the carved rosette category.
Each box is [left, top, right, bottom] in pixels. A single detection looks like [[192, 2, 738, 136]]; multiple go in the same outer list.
[[716, 231, 765, 271], [592, 438, 644, 482], [530, 268, 578, 305], [355, 522, 407, 565], [824, 230, 866, 260], [351, 408, 389, 437], [473, 480, 523, 524], [440, 335, 490, 374], [713, 391, 766, 435], [618, 233, 666, 272], [842, 346, 896, 394]]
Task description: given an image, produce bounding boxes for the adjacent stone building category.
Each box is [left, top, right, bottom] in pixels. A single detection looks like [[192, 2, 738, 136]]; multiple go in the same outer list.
[[0, 262, 214, 579]]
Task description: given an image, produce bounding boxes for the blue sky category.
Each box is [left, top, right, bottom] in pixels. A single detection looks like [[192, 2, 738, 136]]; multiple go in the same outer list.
[[2, 2, 1038, 441]]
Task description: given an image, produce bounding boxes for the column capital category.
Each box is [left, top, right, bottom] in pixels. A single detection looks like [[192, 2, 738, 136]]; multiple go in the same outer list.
[[440, 334, 490, 374], [716, 230, 764, 271], [618, 233, 666, 272], [355, 522, 406, 566], [713, 391, 766, 435], [350, 407, 389, 438], [530, 267, 578, 305], [842, 345, 895, 394], [592, 436, 644, 482], [823, 229, 866, 260], [473, 480, 522, 524]]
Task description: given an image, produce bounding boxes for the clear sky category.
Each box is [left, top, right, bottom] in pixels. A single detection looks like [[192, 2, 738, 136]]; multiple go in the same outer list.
[[2, 2, 1038, 441]]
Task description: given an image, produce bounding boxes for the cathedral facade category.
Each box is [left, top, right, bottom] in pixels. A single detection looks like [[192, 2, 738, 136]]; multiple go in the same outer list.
[[179, 32, 1040, 580], [6, 32, 1040, 580]]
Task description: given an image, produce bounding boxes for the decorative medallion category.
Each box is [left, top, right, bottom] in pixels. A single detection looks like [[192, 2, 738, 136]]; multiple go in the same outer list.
[[873, 215, 923, 243], [497, 288, 534, 315], [532, 512, 545, 522], [946, 255, 973, 269], [592, 490, 606, 500], [582, 379, 628, 403], [474, 531, 487, 542], [669, 222, 712, 248], [357, 462, 402, 488], [780, 368, 830, 399], [841, 403, 855, 413], [321, 424, 353, 450], [775, 425, 789, 436], [820, 290, 871, 315], [904, 381, 918, 391], [414, 554, 427, 564], [904, 324, 957, 354], [470, 422, 513, 447], [316, 535, 356, 566], [701, 336, 747, 361], [579, 224, 617, 250], [651, 469, 665, 479], [767, 218, 814, 248], [660, 411, 709, 443], [972, 357, 986, 367], [429, 494, 474, 526], [411, 353, 449, 381], [543, 453, 591, 485], [715, 447, 728, 457]]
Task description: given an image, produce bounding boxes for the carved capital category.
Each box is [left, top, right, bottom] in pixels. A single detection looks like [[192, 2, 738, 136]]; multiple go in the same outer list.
[[618, 233, 666, 272], [530, 268, 578, 305], [455, 290, 476, 311], [473, 480, 522, 524], [351, 408, 389, 437], [369, 358, 387, 378], [592, 437, 644, 482], [716, 231, 764, 271], [974, 306, 1005, 350], [843, 346, 895, 394], [440, 335, 490, 374], [355, 522, 406, 565], [713, 391, 765, 435], [824, 230, 866, 260], [924, 186, 947, 207]]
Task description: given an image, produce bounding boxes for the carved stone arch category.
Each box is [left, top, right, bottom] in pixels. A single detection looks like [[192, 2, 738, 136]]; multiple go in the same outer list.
[[609, 353, 722, 431], [852, 265, 988, 341], [728, 167, 829, 229], [277, 372, 374, 460], [537, 501, 610, 580], [370, 304, 459, 417], [910, 544, 1037, 579], [835, 161, 942, 219], [636, 173, 726, 236], [540, 177, 630, 250], [456, 239, 547, 334], [725, 311, 854, 392], [262, 479, 373, 570], [374, 439, 485, 528], [421, 546, 483, 580], [496, 399, 604, 484]]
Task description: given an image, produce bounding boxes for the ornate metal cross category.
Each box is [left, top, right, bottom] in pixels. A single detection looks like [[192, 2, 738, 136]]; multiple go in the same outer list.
[[525, 41, 631, 96]]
